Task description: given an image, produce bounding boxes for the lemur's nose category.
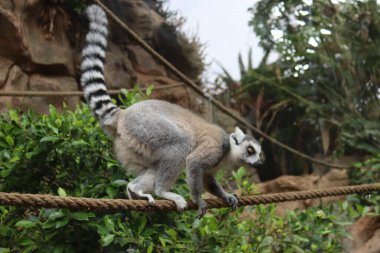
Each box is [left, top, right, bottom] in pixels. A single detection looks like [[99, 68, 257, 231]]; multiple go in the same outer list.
[[250, 160, 263, 169]]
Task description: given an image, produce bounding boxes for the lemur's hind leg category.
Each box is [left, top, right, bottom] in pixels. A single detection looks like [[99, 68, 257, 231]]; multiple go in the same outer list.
[[153, 144, 188, 212], [127, 170, 156, 205]]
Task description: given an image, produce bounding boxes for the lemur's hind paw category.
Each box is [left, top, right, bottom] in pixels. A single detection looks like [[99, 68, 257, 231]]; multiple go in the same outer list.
[[196, 199, 207, 219]]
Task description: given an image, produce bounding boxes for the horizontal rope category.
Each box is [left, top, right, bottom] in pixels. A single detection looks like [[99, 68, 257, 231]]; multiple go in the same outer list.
[[0, 83, 183, 97], [93, 0, 348, 169], [1, 183, 379, 213]]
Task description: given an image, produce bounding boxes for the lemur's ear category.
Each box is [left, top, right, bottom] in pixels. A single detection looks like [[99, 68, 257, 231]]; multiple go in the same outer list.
[[230, 127, 245, 145], [235, 127, 245, 136]]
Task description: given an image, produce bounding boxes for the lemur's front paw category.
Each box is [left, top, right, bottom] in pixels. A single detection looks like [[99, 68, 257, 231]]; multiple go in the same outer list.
[[196, 198, 207, 219], [174, 197, 188, 212], [147, 195, 155, 206], [224, 193, 239, 210]]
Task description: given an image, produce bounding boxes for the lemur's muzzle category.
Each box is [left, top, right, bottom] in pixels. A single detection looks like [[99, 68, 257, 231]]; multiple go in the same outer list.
[[249, 160, 263, 169]]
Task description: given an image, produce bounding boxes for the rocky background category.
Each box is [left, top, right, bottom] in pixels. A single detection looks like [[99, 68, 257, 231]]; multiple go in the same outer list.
[[0, 0, 205, 114]]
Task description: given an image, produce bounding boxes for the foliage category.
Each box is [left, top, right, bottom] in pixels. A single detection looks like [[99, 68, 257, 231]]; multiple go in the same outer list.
[[348, 154, 380, 214], [191, 169, 355, 253], [215, 0, 380, 177], [350, 154, 380, 185], [0, 88, 365, 252]]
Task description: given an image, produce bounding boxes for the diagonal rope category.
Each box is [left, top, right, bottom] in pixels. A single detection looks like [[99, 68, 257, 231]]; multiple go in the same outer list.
[[92, 0, 348, 169], [0, 183, 379, 213], [0, 83, 183, 97]]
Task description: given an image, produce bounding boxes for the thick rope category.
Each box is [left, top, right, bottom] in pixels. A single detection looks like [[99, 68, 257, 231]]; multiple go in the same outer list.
[[0, 84, 183, 97], [1, 183, 379, 213], [92, 0, 348, 169]]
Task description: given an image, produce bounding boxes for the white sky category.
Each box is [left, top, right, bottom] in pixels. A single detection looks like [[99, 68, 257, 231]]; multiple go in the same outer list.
[[167, 0, 266, 81]]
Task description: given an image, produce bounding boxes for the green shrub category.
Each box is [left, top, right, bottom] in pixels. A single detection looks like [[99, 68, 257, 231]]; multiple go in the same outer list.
[[0, 90, 374, 252], [347, 155, 380, 215]]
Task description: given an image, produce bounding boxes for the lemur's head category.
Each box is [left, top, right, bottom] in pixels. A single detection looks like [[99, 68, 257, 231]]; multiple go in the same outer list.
[[229, 127, 263, 169]]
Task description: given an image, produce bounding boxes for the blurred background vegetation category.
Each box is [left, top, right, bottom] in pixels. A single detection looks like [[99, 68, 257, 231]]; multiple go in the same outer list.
[[0, 0, 379, 252], [214, 0, 380, 179]]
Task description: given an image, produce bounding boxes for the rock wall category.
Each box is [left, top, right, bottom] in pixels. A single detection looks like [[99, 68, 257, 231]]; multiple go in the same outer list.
[[257, 169, 349, 215], [0, 0, 204, 113], [345, 215, 380, 253]]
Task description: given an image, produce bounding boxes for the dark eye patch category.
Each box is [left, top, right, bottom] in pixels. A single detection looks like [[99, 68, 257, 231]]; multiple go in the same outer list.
[[247, 146, 256, 155]]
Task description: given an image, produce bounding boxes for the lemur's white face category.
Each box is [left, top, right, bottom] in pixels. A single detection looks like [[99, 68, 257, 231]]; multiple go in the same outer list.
[[229, 127, 263, 168]]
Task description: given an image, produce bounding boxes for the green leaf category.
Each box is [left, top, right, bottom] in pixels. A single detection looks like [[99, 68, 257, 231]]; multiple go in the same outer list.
[[9, 110, 19, 122], [293, 234, 309, 243], [70, 212, 94, 221], [166, 228, 177, 240], [25, 151, 39, 159], [48, 210, 65, 220], [23, 245, 38, 253], [256, 236, 273, 252], [142, 228, 157, 237], [104, 216, 115, 232], [91, 224, 109, 236], [18, 238, 34, 246], [5, 136, 14, 146], [147, 244, 153, 253], [192, 217, 201, 228], [41, 221, 57, 229], [55, 218, 69, 228], [159, 237, 167, 248], [146, 85, 154, 96], [57, 187, 67, 197], [111, 179, 128, 187], [9, 156, 19, 163], [40, 136, 59, 143], [105, 186, 117, 198], [100, 234, 115, 247], [290, 244, 305, 253], [336, 221, 353, 226], [15, 220, 37, 228], [71, 140, 88, 146], [137, 215, 147, 234], [0, 248, 11, 253], [0, 168, 13, 178]]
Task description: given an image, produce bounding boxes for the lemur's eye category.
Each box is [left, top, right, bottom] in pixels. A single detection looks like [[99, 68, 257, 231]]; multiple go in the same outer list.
[[247, 146, 256, 155]]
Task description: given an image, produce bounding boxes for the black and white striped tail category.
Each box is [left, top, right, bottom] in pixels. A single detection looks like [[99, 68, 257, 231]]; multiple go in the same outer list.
[[80, 5, 117, 122]]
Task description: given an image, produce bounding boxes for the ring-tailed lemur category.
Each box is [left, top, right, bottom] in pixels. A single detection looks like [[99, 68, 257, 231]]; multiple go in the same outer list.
[[81, 4, 263, 217]]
